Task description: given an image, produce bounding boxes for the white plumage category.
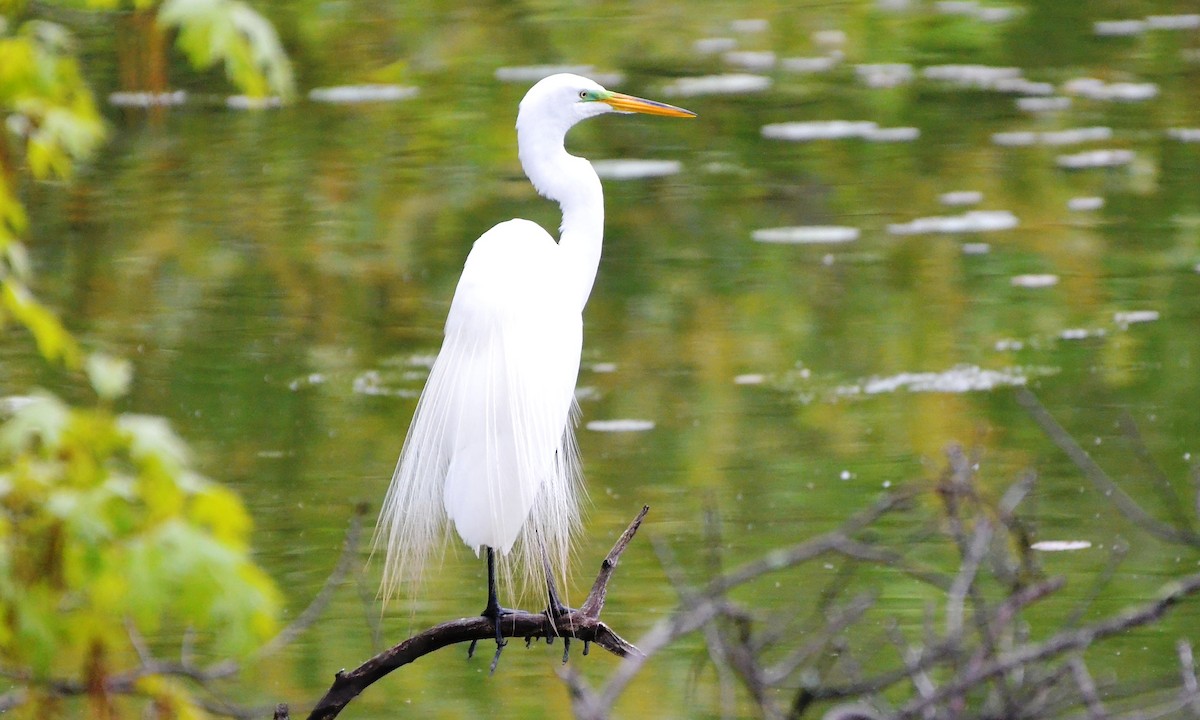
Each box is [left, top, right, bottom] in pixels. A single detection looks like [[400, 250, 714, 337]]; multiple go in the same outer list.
[[375, 73, 694, 609]]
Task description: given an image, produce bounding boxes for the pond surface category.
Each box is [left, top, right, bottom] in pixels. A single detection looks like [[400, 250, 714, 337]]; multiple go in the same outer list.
[[9, 1, 1200, 716]]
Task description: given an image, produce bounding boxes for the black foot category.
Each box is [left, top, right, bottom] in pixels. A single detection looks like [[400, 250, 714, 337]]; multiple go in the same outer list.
[[474, 547, 512, 673], [543, 570, 578, 664]]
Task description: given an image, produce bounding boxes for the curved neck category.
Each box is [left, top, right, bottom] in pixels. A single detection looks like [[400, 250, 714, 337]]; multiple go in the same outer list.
[[517, 122, 604, 312]]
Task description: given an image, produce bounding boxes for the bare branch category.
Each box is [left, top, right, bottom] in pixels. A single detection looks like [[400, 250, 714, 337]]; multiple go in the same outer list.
[[1015, 388, 1200, 547], [261, 504, 368, 658], [1179, 639, 1200, 718], [894, 571, 1200, 719], [1069, 656, 1108, 720], [303, 507, 649, 720]]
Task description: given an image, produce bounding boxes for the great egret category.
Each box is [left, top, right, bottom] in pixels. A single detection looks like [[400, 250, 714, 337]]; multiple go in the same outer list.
[[375, 73, 694, 649]]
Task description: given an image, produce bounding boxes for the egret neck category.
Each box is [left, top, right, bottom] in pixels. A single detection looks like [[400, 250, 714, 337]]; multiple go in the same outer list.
[[516, 112, 605, 313]]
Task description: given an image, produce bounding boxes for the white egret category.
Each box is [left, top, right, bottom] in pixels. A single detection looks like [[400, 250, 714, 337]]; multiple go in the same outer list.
[[375, 74, 694, 649]]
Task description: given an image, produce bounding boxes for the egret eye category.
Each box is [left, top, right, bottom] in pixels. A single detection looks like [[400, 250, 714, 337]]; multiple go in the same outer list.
[[579, 90, 588, 100]]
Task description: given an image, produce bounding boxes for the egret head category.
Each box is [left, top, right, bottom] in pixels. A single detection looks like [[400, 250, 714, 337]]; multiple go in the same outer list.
[[518, 73, 695, 136]]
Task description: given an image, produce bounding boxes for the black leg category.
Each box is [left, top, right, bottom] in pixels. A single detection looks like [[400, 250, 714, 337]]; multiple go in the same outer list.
[[480, 549, 508, 648], [542, 555, 578, 663]]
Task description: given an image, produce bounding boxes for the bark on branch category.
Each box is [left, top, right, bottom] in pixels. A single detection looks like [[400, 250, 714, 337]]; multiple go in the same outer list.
[[299, 506, 650, 720]]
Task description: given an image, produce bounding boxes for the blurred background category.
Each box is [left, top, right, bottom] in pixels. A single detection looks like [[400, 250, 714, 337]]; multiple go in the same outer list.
[[3, 0, 1200, 717]]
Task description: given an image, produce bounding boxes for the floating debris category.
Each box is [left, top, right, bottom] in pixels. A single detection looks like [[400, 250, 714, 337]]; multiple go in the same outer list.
[[586, 419, 655, 433], [936, 1, 1019, 22], [694, 37, 738, 54], [1060, 328, 1106, 340], [1146, 14, 1200, 30], [731, 18, 769, 33], [781, 56, 840, 73], [350, 370, 416, 398], [1056, 149, 1135, 169], [663, 73, 772, 96], [839, 364, 1048, 395], [1062, 77, 1158, 102], [1031, 540, 1092, 552], [1094, 19, 1146, 36], [1114, 310, 1160, 326], [1011, 274, 1059, 288], [309, 85, 418, 103], [856, 63, 914, 88], [1017, 96, 1071, 112], [723, 50, 776, 70], [995, 338, 1024, 351], [939, 190, 983, 206], [288, 372, 326, 390], [590, 362, 617, 373], [923, 65, 1052, 94], [109, 90, 187, 107], [992, 126, 1112, 146], [1168, 128, 1200, 142], [962, 242, 991, 255], [591, 159, 682, 180], [752, 226, 860, 244], [495, 65, 622, 86], [865, 126, 920, 142], [812, 29, 847, 47], [762, 120, 916, 142], [887, 210, 1018, 235], [227, 95, 283, 110], [1068, 196, 1105, 211], [734, 374, 766, 385]]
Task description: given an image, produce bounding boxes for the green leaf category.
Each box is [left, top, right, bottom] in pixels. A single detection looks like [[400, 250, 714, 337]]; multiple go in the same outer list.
[[85, 353, 133, 401], [158, 0, 295, 99]]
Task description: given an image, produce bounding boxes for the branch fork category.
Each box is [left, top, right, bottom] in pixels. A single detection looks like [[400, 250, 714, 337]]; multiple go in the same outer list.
[[299, 506, 650, 720]]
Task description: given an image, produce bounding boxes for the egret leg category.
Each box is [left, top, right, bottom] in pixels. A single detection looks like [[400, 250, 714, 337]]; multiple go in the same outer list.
[[542, 555, 577, 663], [480, 547, 511, 650]]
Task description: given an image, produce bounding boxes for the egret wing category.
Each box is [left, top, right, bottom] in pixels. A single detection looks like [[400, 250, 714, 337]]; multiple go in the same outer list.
[[376, 219, 583, 599]]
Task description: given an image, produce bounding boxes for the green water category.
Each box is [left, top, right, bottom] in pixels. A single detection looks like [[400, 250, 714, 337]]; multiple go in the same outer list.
[[8, 1, 1200, 716]]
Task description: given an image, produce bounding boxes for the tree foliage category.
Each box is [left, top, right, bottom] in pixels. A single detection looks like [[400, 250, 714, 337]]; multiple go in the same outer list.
[[0, 2, 293, 716]]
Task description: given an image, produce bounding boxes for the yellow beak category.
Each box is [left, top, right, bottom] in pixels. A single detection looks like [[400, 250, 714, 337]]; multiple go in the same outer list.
[[601, 91, 696, 118]]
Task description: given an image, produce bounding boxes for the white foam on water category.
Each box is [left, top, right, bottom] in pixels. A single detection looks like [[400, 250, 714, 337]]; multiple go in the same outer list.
[[586, 419, 655, 433], [1056, 149, 1135, 169], [1114, 310, 1160, 326], [724, 50, 776, 70], [888, 210, 1018, 235], [781, 56, 840, 73], [1062, 77, 1158, 102], [1017, 96, 1071, 112], [109, 90, 188, 107], [226, 95, 283, 110], [1068, 196, 1105, 211], [1011, 274, 1059, 288], [1094, 19, 1146, 36], [592, 159, 682, 180], [940, 191, 983, 206], [309, 85, 419, 103], [842, 364, 1050, 395], [694, 37, 738, 54], [752, 226, 860, 244], [1031, 540, 1092, 551], [663, 74, 772, 97]]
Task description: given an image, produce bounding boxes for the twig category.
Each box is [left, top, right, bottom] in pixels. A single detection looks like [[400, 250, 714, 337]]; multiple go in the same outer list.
[[1069, 656, 1109, 720], [303, 507, 649, 720], [260, 504, 368, 658], [1015, 388, 1200, 547], [1118, 413, 1195, 533], [1179, 639, 1200, 718], [894, 571, 1200, 719]]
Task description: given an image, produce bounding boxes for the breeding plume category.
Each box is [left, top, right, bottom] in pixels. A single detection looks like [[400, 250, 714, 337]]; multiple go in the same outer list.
[[375, 73, 694, 646]]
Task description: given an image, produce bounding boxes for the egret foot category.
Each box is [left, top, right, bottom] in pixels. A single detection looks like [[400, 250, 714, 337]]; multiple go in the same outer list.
[[543, 567, 578, 664]]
